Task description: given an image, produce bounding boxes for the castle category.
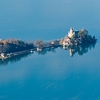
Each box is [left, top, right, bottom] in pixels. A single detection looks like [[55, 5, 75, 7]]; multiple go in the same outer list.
[[68, 28, 79, 38]]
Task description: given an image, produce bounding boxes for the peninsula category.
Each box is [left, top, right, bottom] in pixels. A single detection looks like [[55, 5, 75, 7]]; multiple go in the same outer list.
[[0, 28, 97, 59]]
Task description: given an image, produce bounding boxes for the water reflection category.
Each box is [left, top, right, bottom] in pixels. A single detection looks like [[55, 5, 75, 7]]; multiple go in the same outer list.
[[0, 52, 32, 66], [0, 42, 96, 66], [63, 42, 96, 57], [36, 47, 57, 55]]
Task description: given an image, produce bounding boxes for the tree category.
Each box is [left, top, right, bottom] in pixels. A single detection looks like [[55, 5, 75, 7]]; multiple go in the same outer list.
[[78, 29, 88, 38]]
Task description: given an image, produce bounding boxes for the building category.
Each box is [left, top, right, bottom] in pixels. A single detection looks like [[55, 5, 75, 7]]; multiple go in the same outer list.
[[63, 36, 71, 46], [37, 47, 42, 51], [68, 28, 79, 38], [1, 53, 6, 58]]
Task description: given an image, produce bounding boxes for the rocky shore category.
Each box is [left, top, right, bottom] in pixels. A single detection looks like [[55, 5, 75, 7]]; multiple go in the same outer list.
[[0, 28, 97, 59]]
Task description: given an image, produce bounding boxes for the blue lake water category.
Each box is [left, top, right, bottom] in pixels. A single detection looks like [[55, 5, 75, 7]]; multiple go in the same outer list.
[[0, 0, 100, 100]]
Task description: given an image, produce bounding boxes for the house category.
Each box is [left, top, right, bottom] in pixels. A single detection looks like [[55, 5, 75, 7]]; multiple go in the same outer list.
[[50, 40, 59, 46], [63, 40, 70, 46], [37, 47, 42, 51], [63, 36, 71, 46], [1, 53, 6, 58], [68, 28, 79, 38]]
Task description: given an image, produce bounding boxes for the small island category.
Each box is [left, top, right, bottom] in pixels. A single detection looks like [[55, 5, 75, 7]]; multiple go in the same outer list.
[[59, 28, 96, 46], [0, 28, 97, 59]]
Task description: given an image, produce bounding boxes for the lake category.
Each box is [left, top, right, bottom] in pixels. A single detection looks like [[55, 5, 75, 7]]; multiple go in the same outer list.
[[0, 0, 100, 100]]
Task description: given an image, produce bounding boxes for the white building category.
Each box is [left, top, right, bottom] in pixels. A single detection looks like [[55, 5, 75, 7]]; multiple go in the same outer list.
[[68, 28, 79, 38], [68, 28, 75, 38], [63, 41, 68, 46], [1, 53, 6, 58], [37, 47, 42, 51], [63, 36, 71, 46]]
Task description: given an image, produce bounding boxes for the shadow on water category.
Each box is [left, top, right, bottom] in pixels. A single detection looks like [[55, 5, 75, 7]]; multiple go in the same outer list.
[[0, 41, 97, 66]]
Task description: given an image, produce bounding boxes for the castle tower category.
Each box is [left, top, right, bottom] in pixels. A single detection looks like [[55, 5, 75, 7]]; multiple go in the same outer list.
[[68, 28, 75, 38]]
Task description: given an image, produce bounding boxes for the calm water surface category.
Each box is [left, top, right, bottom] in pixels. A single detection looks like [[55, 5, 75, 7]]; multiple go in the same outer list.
[[0, 0, 100, 100]]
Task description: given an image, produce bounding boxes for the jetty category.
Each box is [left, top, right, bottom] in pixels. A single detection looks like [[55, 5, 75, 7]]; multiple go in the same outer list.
[[0, 28, 97, 59]]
